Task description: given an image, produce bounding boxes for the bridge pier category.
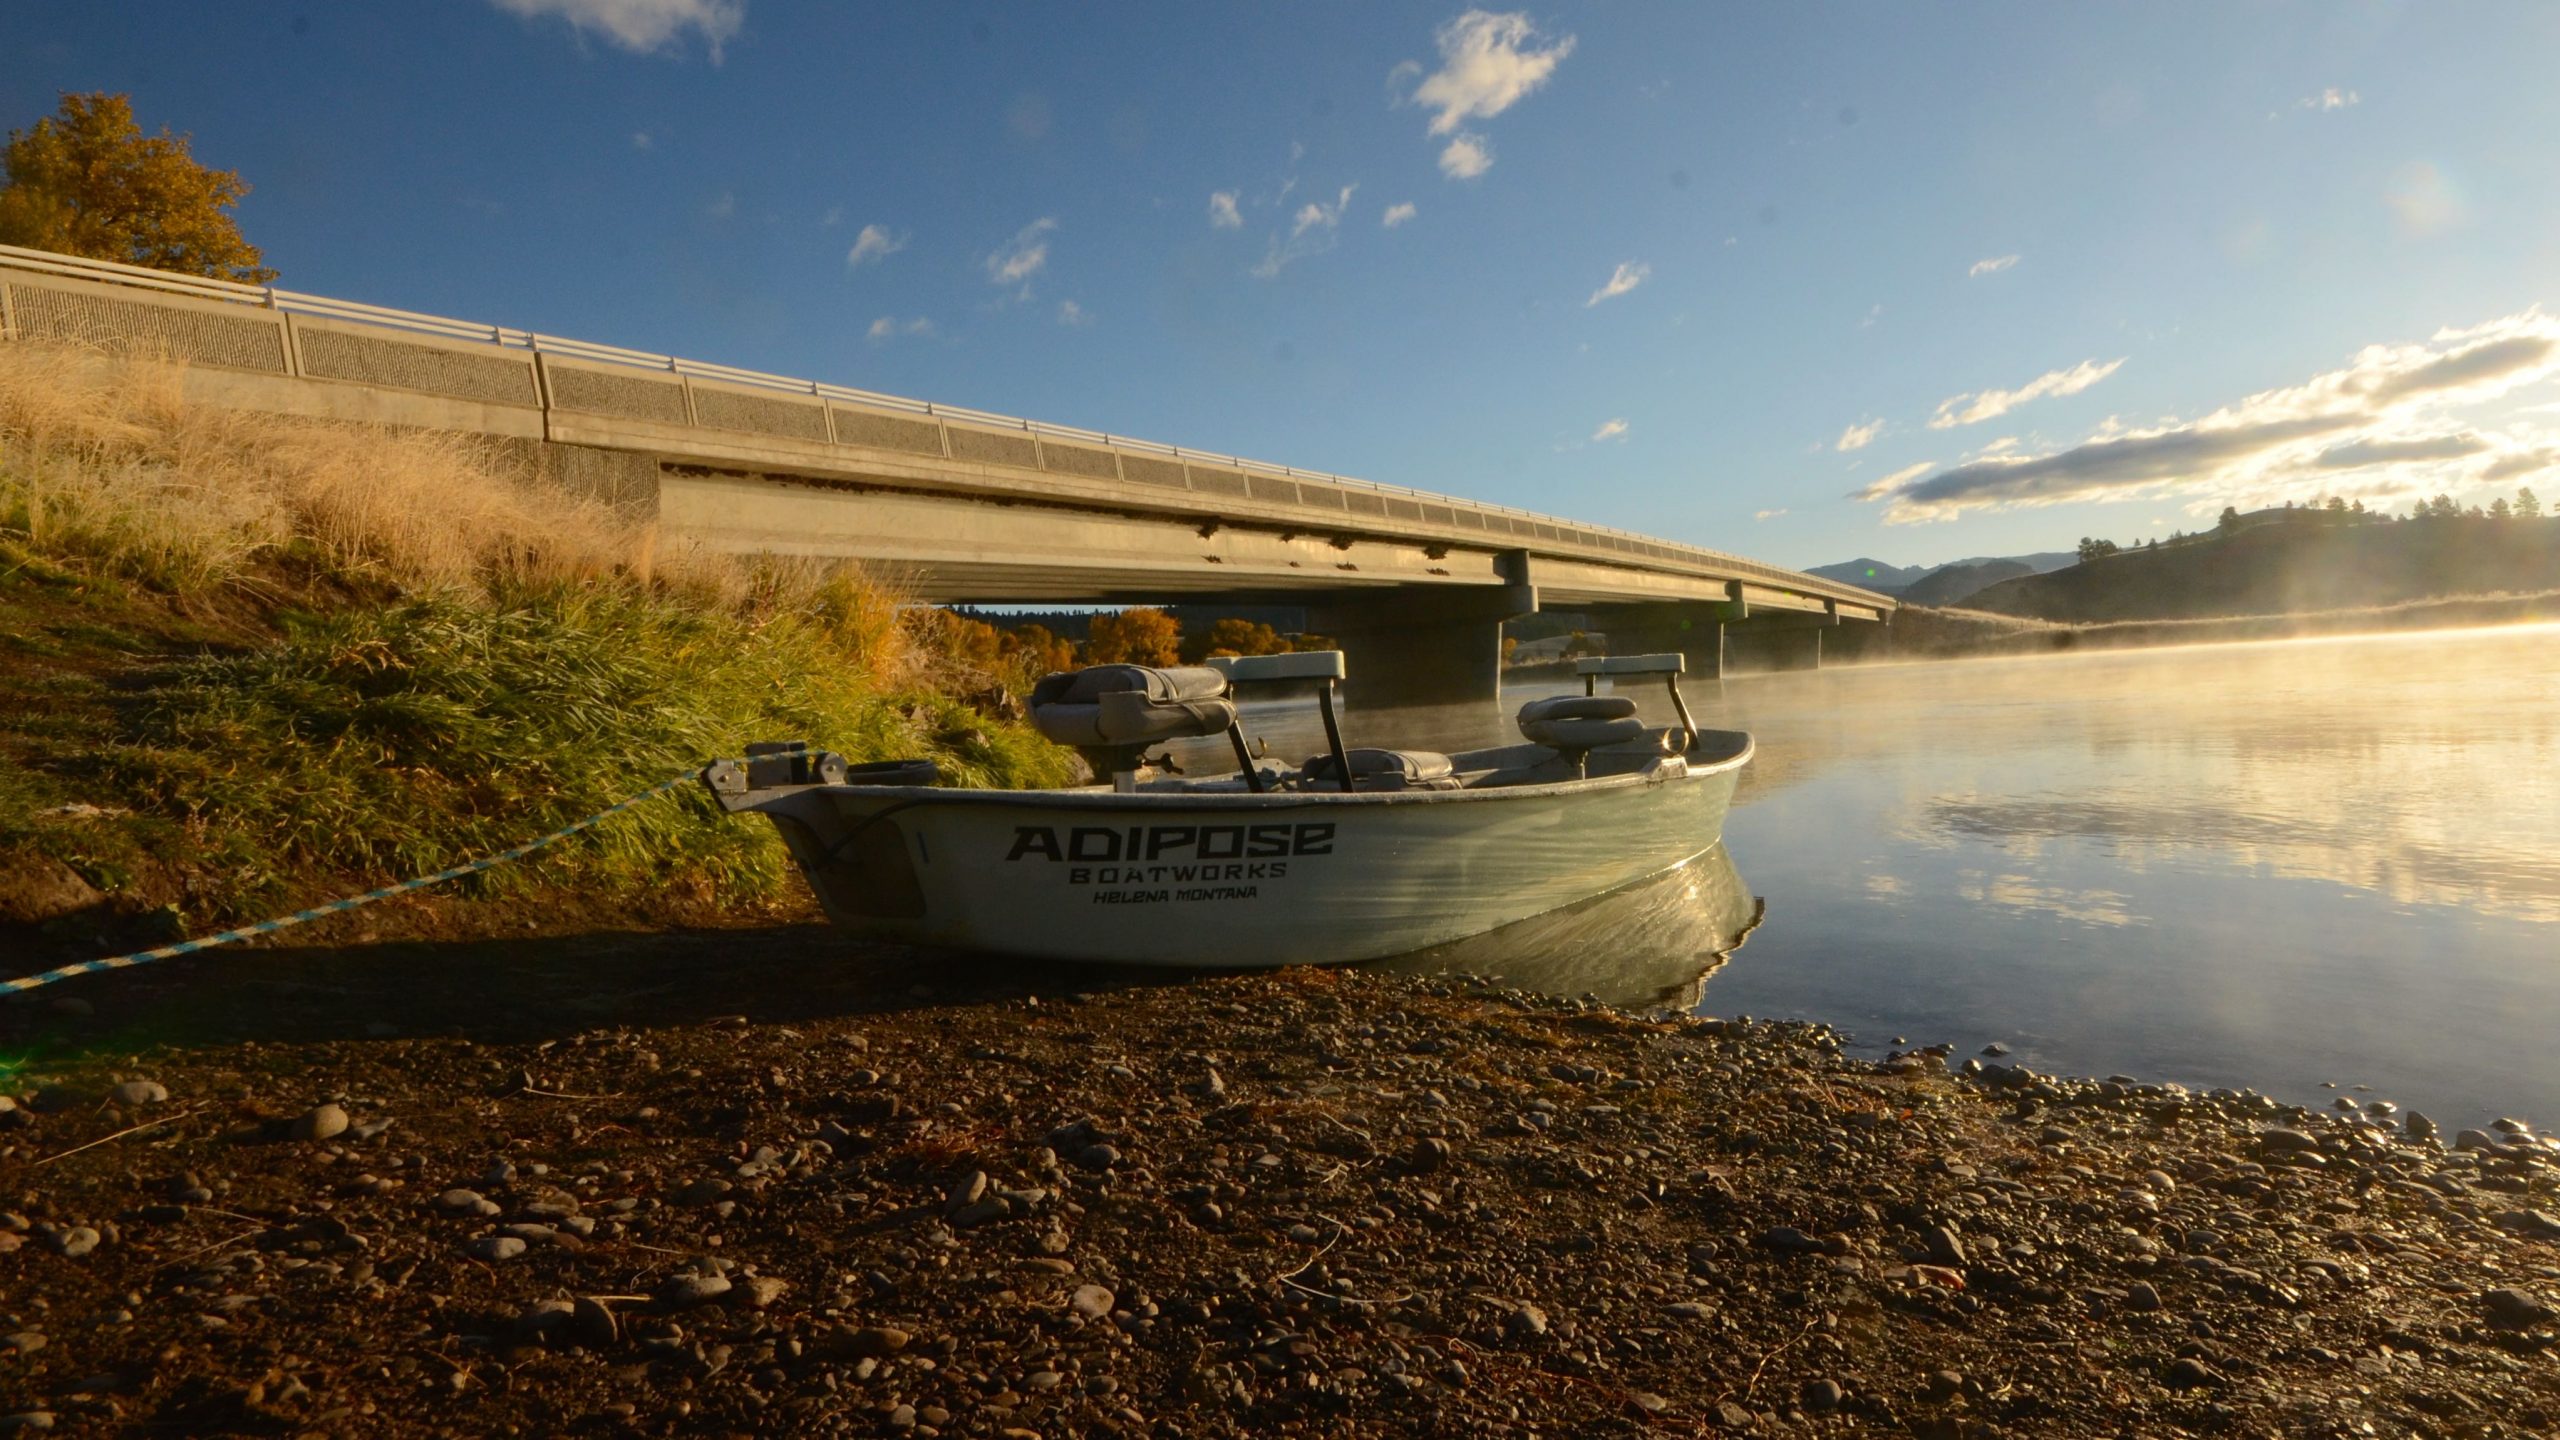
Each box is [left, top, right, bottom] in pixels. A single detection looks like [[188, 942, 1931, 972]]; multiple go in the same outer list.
[[1587, 601, 1727, 679], [1725, 620, 1827, 673], [1309, 579, 1537, 711]]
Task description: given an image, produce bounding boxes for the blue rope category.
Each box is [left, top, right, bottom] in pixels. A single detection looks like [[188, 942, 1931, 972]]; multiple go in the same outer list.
[[2, 748, 803, 997]]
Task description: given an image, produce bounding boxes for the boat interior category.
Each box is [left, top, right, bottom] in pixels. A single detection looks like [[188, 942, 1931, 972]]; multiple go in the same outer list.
[[1023, 650, 1740, 796]]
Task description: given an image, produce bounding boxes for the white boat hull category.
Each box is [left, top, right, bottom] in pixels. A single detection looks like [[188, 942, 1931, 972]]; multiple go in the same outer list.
[[728, 734, 1751, 968]]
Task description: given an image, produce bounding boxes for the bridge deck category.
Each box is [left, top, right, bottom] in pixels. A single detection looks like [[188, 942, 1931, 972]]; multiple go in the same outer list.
[[0, 242, 1891, 620]]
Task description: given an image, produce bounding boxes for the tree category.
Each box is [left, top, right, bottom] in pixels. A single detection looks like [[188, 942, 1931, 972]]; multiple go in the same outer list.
[[1085, 607, 1180, 666], [2519, 487, 2543, 519], [2217, 506, 2243, 536], [2075, 537, 2119, 562], [0, 92, 274, 282], [1182, 617, 1286, 663], [2490, 497, 2512, 520], [1000, 622, 1077, 675]]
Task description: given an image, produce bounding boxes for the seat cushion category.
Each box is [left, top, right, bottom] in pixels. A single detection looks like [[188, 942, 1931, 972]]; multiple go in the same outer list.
[[1302, 747, 1456, 786], [1029, 664, 1236, 748], [1516, 694, 1647, 751]]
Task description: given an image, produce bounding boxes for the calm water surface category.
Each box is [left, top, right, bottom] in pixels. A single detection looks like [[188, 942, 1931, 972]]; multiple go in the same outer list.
[[1221, 625, 2560, 1127]]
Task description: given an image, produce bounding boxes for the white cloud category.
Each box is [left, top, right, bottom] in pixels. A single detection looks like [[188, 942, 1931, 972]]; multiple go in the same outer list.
[[1585, 261, 1650, 308], [1056, 299, 1091, 327], [1394, 11, 1573, 179], [819, 205, 844, 228], [1753, 508, 1789, 521], [866, 316, 936, 343], [1409, 11, 1576, 136], [703, 191, 735, 219], [631, 129, 653, 150], [489, 0, 743, 58], [844, 223, 904, 269], [1968, 254, 2020, 278], [1855, 461, 1935, 500], [986, 217, 1056, 288], [1929, 357, 2126, 429], [1856, 308, 2560, 523], [1592, 418, 1628, 442], [2299, 87, 2360, 111], [2386, 161, 2466, 237], [1438, 133, 1494, 179], [1208, 190, 1242, 229], [1835, 418, 1885, 452], [1291, 184, 1357, 238], [1251, 186, 1357, 278], [1382, 201, 1418, 229]]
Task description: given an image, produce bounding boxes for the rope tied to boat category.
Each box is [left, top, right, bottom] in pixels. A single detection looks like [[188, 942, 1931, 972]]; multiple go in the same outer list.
[[1, 745, 810, 997]]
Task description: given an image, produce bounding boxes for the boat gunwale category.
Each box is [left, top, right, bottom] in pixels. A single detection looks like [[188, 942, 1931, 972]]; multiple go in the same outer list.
[[772, 733, 1755, 813]]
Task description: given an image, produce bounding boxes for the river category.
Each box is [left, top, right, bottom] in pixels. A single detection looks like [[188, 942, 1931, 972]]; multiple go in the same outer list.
[[1211, 623, 2560, 1129]]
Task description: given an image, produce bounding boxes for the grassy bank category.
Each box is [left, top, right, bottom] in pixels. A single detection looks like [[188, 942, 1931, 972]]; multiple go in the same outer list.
[[0, 341, 1072, 948]]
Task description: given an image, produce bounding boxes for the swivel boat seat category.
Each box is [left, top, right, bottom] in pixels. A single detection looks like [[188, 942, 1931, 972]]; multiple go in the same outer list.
[[1027, 663, 1257, 791]]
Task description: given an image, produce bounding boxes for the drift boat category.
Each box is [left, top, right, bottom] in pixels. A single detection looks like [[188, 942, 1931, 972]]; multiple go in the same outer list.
[[703, 651, 1751, 968]]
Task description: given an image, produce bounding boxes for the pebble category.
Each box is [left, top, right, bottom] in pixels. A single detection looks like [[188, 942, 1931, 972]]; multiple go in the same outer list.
[[1664, 1301, 1715, 1321], [656, 1273, 733, 1308], [2482, 1288, 2554, 1330], [572, 1297, 620, 1347], [2123, 1281, 2163, 1313], [1801, 1377, 1844, 1411], [291, 1104, 350, 1142], [467, 1235, 527, 1262], [2166, 1358, 2221, 1389], [673, 1178, 735, 1206], [1505, 1303, 1549, 1339], [111, 1080, 167, 1107], [844, 1326, 910, 1357], [439, 1189, 500, 1217], [0, 1414, 56, 1434], [736, 1275, 789, 1308], [1071, 1284, 1116, 1319], [52, 1227, 100, 1259], [2258, 1127, 2320, 1153]]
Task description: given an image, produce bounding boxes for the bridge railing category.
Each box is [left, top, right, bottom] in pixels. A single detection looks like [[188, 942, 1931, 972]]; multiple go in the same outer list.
[[0, 242, 1890, 608]]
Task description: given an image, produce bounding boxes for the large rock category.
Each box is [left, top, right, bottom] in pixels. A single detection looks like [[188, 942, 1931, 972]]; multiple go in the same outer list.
[[0, 853, 102, 927]]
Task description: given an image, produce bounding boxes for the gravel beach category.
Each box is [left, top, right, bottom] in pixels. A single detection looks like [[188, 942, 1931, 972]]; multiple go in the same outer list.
[[2, 931, 2556, 1438]]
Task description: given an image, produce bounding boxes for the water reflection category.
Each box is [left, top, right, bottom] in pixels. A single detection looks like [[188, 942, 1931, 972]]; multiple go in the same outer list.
[[1369, 844, 1762, 1010], [1703, 625, 2560, 1127], [1194, 626, 2560, 1125]]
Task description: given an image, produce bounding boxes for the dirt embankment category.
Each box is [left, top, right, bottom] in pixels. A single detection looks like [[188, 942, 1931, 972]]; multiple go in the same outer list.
[[3, 938, 2555, 1438]]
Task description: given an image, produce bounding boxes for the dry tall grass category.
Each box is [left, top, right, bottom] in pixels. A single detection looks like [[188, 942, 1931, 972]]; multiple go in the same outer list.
[[0, 340, 917, 690]]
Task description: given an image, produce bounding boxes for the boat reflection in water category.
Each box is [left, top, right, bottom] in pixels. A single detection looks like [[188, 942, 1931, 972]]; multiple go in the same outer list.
[[1369, 843, 1762, 1011]]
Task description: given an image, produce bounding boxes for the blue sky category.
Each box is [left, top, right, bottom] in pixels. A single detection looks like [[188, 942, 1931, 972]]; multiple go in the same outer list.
[[9, 2, 2560, 570]]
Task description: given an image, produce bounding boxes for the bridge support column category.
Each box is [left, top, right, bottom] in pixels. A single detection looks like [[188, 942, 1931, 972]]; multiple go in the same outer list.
[[1308, 578, 1537, 711], [1725, 621, 1826, 673], [1587, 601, 1726, 680]]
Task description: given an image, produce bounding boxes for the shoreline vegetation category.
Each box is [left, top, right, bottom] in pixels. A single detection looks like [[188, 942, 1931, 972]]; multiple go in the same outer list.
[[0, 342, 1074, 951], [2, 957, 2554, 1436]]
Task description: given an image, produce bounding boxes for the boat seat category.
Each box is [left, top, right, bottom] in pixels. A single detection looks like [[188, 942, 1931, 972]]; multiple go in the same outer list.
[[1301, 747, 1459, 791], [1516, 694, 1647, 751], [1028, 664, 1237, 749]]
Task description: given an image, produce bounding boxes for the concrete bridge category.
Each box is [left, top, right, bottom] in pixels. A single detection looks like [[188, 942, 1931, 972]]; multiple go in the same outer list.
[[0, 243, 1889, 706]]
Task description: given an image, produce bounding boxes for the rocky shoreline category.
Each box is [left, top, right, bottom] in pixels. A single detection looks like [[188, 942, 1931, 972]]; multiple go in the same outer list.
[[2, 938, 2556, 1438]]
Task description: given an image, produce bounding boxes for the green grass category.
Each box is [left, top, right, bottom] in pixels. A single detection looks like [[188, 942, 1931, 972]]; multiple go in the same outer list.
[[0, 342, 1074, 940], [2, 580, 1074, 932]]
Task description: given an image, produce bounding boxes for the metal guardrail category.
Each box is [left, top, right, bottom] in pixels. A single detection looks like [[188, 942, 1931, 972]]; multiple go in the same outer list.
[[0, 241, 1891, 609]]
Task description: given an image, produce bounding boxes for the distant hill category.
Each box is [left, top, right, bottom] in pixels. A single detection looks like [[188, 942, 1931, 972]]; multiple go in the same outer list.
[[1901, 558, 2035, 606], [1807, 550, 2075, 597], [1965, 514, 2560, 623], [1806, 557, 1927, 592], [1940, 551, 2076, 577]]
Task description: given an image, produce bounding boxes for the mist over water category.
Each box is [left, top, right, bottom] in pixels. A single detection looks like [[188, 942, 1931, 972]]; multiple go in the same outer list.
[[1202, 625, 2560, 1127]]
